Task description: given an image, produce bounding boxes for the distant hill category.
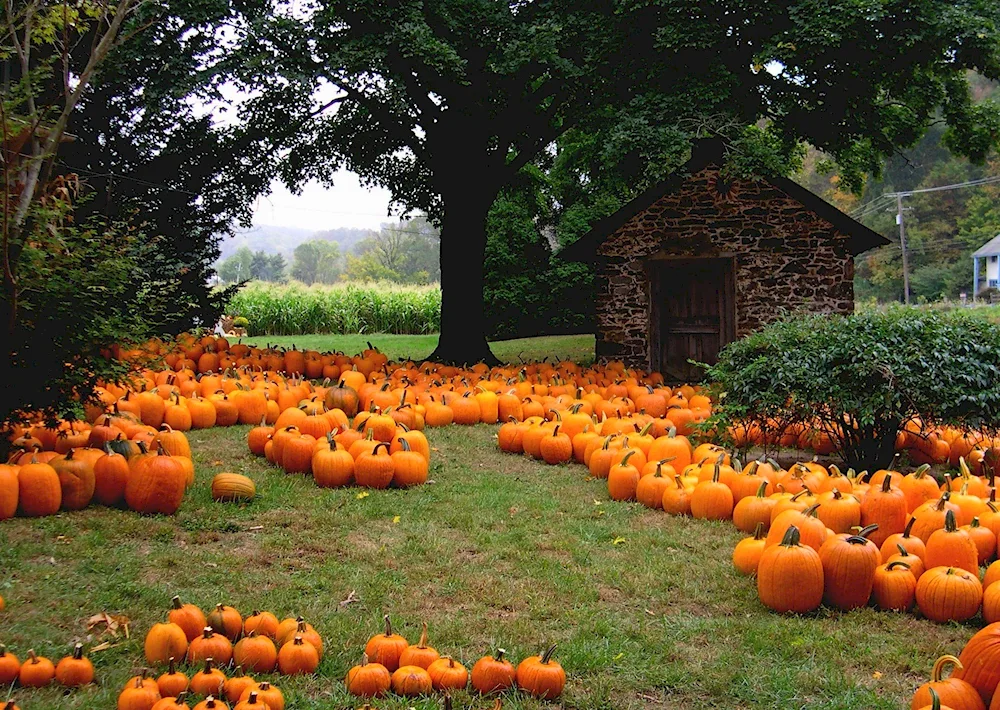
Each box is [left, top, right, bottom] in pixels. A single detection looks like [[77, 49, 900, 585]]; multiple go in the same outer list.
[[218, 225, 375, 261]]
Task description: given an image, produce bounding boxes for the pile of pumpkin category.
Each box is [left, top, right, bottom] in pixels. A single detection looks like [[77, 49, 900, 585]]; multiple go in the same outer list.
[[720, 457, 1000, 624], [345, 616, 564, 700], [0, 641, 96, 710], [1, 420, 197, 519], [244, 405, 430, 490], [132, 597, 318, 709], [732, 417, 1000, 473]]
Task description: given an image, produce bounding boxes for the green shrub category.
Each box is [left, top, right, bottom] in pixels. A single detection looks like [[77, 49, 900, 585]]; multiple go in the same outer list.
[[706, 307, 1000, 470], [232, 316, 249, 328], [226, 281, 441, 336]]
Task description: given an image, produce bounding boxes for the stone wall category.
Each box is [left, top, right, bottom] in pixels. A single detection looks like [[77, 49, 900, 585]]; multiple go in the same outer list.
[[595, 166, 855, 370]]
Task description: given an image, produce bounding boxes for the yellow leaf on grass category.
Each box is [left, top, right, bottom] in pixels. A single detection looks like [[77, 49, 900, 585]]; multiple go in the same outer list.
[[612, 537, 626, 545], [356, 491, 369, 500], [392, 515, 401, 524]]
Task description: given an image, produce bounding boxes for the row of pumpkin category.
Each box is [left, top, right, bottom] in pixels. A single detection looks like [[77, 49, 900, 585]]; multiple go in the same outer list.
[[1, 424, 199, 519]]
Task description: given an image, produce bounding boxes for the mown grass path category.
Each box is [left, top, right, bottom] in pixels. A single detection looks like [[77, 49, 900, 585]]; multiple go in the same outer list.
[[1, 425, 970, 709]]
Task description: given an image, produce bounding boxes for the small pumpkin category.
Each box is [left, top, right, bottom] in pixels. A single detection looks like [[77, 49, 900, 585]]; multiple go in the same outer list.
[[398, 622, 439, 669], [0, 644, 20, 685], [427, 656, 469, 691], [277, 635, 319, 675], [345, 653, 392, 697], [471, 648, 516, 694], [391, 664, 433, 696], [118, 674, 163, 710], [211, 474, 256, 503], [146, 622, 189, 666], [364, 615, 408, 672], [157, 657, 190, 698], [234, 633, 277, 673], [242, 610, 279, 639], [151, 692, 191, 710], [207, 604, 243, 642], [515, 644, 565, 699], [187, 627, 233, 666], [189, 658, 227, 697], [170, 596, 208, 643], [55, 643, 94, 687], [18, 649, 55, 687], [237, 681, 284, 710], [192, 696, 229, 710], [757, 525, 824, 614]]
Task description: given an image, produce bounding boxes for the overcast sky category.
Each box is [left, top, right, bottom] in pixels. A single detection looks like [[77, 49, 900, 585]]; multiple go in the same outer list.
[[250, 170, 396, 232]]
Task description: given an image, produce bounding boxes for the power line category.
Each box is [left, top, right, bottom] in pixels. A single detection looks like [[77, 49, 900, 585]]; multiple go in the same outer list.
[[885, 174, 1000, 197]]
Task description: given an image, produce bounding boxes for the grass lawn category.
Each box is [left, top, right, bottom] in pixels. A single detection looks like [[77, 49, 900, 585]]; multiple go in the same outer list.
[[0, 425, 969, 709], [238, 333, 597, 365]]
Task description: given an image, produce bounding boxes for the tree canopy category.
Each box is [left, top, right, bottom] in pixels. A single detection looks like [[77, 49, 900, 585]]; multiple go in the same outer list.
[[227, 0, 1000, 363]]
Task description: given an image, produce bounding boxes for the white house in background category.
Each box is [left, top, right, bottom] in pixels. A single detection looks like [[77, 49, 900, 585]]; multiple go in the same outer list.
[[973, 234, 1000, 296]]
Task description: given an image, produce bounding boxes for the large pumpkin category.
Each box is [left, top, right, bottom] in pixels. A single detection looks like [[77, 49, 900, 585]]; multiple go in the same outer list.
[[125, 449, 186, 515], [51, 449, 96, 511], [16, 458, 61, 517], [956, 623, 1000, 705]]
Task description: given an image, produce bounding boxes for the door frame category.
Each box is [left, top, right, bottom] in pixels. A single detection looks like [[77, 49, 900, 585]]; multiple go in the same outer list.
[[646, 255, 737, 377]]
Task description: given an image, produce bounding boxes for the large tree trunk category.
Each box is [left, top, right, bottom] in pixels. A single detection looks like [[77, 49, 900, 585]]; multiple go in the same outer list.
[[427, 184, 500, 366]]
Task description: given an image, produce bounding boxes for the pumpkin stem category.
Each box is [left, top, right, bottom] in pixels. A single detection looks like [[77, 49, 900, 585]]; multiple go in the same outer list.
[[72, 643, 84, 660], [903, 516, 916, 537], [383, 615, 393, 638], [539, 643, 558, 665], [780, 525, 801, 547], [172, 595, 184, 610], [168, 657, 177, 675], [202, 626, 214, 639], [855, 524, 879, 539], [418, 622, 429, 648], [929, 687, 942, 710], [27, 650, 37, 663], [881, 475, 893, 492], [752, 521, 765, 540], [495, 648, 506, 662], [931, 654, 963, 683], [944, 509, 958, 533], [886, 560, 911, 571]]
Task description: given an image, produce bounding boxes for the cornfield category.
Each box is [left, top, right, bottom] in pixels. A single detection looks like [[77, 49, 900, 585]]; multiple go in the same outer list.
[[226, 281, 441, 336]]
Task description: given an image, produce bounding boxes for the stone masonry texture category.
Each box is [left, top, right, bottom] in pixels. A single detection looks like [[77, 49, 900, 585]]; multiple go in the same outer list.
[[594, 166, 855, 371]]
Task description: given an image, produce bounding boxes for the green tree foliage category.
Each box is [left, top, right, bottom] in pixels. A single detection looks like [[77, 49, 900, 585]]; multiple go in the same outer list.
[[58, 0, 256, 332], [803, 78, 1000, 303], [1, 185, 168, 433], [707, 309, 1000, 470], [233, 0, 1000, 363], [218, 247, 287, 283], [291, 240, 341, 284], [349, 217, 441, 284]]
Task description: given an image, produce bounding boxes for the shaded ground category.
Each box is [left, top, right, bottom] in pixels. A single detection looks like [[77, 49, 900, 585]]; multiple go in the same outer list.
[[0, 425, 968, 709], [239, 333, 596, 366]]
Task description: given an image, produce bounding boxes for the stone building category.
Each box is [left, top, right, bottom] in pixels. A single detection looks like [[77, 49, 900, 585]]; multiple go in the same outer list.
[[559, 139, 888, 381]]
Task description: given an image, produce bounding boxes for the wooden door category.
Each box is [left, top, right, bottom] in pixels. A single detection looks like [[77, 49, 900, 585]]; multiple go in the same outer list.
[[649, 258, 736, 382]]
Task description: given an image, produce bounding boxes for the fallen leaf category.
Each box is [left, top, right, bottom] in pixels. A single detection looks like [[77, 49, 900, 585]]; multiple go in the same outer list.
[[593, 499, 603, 505], [644, 609, 655, 616], [87, 612, 131, 639], [872, 671, 882, 680], [613, 652, 624, 661], [247, 525, 264, 531], [211, 460, 224, 466], [508, 506, 518, 517], [392, 515, 401, 524], [612, 537, 626, 545], [356, 491, 370, 499], [339, 590, 360, 608]]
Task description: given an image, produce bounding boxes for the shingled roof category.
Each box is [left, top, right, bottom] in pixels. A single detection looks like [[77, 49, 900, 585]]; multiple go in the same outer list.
[[558, 139, 889, 262]]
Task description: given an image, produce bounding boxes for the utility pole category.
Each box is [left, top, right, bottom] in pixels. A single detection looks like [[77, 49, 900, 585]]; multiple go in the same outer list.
[[896, 194, 910, 305]]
